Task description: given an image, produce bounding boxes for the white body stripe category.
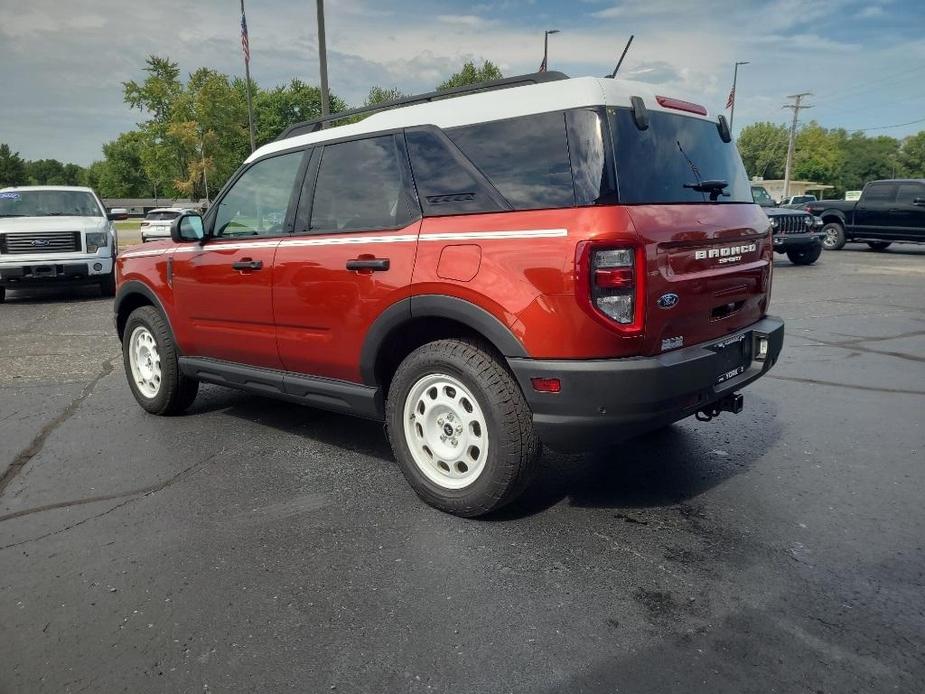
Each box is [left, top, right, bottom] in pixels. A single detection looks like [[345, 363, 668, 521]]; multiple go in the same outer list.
[[121, 229, 568, 259]]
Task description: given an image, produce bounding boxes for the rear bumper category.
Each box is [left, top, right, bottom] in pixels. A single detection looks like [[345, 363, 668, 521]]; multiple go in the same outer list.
[[773, 232, 825, 251], [508, 316, 784, 451], [0, 257, 113, 286]]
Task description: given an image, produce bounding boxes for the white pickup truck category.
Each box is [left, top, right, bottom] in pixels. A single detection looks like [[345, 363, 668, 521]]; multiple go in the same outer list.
[[0, 186, 120, 302]]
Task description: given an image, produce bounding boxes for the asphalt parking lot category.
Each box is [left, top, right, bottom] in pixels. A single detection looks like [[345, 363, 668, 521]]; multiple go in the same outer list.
[[1, 246, 923, 693]]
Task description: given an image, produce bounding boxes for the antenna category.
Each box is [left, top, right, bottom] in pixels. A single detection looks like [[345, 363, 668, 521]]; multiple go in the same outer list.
[[609, 35, 634, 78]]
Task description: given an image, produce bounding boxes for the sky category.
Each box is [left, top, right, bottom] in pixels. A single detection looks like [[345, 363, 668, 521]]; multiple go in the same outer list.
[[1, 0, 923, 165]]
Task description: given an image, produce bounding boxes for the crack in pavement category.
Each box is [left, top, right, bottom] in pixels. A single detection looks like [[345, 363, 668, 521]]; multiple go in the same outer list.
[[798, 335, 925, 364], [0, 357, 116, 497], [768, 375, 925, 396], [0, 449, 225, 550]]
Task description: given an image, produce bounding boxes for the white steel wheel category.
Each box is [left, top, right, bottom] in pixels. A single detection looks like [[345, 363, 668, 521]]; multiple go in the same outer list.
[[128, 326, 162, 399], [402, 373, 489, 490]]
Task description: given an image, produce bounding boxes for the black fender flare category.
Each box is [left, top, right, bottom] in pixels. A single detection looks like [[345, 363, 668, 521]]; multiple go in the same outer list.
[[114, 279, 175, 343], [360, 294, 528, 385], [819, 209, 848, 226]]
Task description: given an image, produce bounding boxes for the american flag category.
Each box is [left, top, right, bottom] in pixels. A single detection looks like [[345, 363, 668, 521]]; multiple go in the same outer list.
[[726, 85, 735, 110], [241, 11, 250, 65], [538, 55, 547, 73]]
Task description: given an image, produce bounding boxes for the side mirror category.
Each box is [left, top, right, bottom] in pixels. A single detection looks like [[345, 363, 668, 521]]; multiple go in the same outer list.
[[171, 212, 205, 243], [107, 208, 129, 221]]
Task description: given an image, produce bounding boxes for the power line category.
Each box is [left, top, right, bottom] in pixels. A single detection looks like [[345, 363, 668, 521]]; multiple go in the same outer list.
[[849, 117, 925, 133]]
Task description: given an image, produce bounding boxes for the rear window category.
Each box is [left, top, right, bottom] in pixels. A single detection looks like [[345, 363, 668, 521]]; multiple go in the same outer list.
[[146, 211, 181, 221], [608, 108, 751, 204]]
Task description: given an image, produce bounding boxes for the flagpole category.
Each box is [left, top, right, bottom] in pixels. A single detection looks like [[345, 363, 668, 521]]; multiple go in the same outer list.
[[241, 0, 256, 152], [729, 60, 749, 132]]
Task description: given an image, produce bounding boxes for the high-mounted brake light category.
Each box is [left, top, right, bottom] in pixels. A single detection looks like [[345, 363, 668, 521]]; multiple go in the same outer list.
[[655, 95, 708, 116], [576, 242, 645, 334]]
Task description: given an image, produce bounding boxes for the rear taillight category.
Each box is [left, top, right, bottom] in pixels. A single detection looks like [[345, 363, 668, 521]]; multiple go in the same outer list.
[[576, 242, 645, 334]]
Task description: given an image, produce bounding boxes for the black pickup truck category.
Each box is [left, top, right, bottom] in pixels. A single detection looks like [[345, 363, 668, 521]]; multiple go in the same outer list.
[[804, 179, 925, 251]]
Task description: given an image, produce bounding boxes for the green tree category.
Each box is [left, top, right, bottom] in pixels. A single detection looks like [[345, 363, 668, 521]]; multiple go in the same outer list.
[[25, 159, 82, 185], [365, 86, 406, 106], [736, 122, 789, 179], [94, 131, 149, 197], [837, 132, 900, 191], [793, 122, 844, 186], [252, 79, 348, 145], [0, 144, 27, 186], [437, 60, 503, 91], [898, 131, 925, 178]]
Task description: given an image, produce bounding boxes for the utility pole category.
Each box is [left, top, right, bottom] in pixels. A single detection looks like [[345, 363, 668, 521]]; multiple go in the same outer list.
[[316, 0, 330, 126], [728, 61, 749, 131], [782, 92, 812, 201]]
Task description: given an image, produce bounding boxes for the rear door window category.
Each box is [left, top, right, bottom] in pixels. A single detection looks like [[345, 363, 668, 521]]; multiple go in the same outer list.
[[309, 135, 419, 232], [446, 112, 575, 210], [608, 107, 751, 204], [896, 183, 924, 204]]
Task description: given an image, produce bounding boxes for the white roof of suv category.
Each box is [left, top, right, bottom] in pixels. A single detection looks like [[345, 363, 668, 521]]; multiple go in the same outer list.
[[249, 76, 717, 164]]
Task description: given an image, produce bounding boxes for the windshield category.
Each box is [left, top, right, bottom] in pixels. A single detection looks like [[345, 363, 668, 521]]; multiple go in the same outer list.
[[0, 190, 102, 218], [608, 107, 751, 204], [146, 211, 181, 221], [751, 186, 773, 205]]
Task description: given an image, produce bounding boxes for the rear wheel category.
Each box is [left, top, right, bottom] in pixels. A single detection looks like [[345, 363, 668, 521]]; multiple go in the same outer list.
[[0, 287, 5, 303], [386, 338, 540, 517], [787, 245, 822, 265], [866, 241, 892, 251], [123, 305, 198, 415], [821, 222, 846, 250]]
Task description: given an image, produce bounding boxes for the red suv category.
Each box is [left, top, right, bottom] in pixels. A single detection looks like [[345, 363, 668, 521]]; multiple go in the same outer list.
[[115, 73, 783, 517]]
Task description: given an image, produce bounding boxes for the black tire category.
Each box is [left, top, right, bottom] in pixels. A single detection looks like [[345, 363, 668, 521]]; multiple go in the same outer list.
[[821, 222, 846, 250], [786, 245, 822, 265], [122, 305, 198, 415], [0, 287, 5, 303], [386, 338, 541, 517], [99, 271, 116, 297], [866, 241, 892, 251]]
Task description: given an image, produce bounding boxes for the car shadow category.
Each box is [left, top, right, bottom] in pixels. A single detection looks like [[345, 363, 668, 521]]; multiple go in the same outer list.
[[188, 385, 780, 519], [2, 285, 106, 304], [837, 244, 925, 257]]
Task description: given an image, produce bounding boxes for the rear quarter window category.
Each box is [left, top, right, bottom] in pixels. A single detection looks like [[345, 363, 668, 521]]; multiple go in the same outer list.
[[609, 107, 751, 204], [446, 112, 575, 210]]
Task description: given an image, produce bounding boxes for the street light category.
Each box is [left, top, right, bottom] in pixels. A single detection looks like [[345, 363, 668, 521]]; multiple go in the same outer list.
[[542, 29, 560, 71]]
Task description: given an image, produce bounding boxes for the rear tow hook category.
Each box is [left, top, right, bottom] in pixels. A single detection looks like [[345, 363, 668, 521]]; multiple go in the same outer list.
[[696, 393, 744, 422]]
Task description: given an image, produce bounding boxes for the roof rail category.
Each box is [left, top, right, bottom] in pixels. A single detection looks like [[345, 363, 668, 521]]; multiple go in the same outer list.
[[275, 71, 570, 141]]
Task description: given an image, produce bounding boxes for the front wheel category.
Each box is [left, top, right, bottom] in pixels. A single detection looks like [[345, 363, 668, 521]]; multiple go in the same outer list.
[[787, 245, 822, 265], [867, 241, 892, 251], [386, 339, 540, 517], [821, 222, 846, 250], [123, 305, 198, 415]]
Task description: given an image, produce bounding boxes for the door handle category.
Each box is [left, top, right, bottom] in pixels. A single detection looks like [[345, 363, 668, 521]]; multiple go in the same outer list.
[[346, 258, 390, 272], [231, 258, 263, 271]]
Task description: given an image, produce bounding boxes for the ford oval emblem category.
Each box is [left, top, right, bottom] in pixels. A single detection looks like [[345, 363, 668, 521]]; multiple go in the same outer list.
[[657, 293, 679, 309]]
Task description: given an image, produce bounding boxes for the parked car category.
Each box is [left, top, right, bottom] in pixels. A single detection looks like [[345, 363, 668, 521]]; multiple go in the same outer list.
[[804, 179, 925, 250], [751, 185, 777, 208], [0, 185, 119, 300], [140, 208, 186, 242], [765, 208, 825, 264], [780, 194, 817, 209], [114, 72, 783, 516]]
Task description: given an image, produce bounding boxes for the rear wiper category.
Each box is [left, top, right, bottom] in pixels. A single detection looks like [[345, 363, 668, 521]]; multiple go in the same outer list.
[[684, 179, 729, 201]]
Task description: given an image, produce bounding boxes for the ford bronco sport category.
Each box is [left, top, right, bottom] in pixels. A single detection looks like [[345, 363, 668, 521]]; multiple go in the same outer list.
[[114, 72, 784, 517], [0, 186, 119, 300]]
